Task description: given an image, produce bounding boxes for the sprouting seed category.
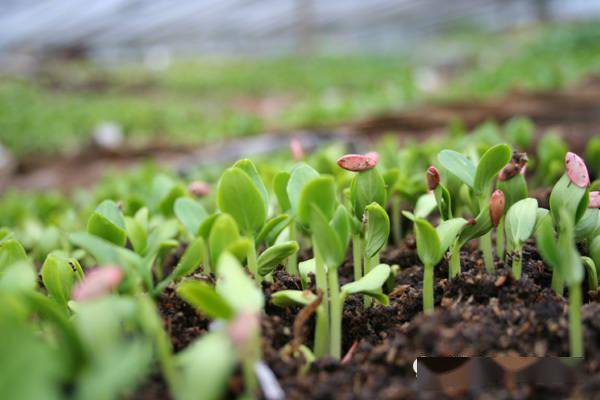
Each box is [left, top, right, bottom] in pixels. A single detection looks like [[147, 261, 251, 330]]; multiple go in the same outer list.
[[72, 266, 123, 301], [337, 154, 377, 172], [565, 152, 590, 188]]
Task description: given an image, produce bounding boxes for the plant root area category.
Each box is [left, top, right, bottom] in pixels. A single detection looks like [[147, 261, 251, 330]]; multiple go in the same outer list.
[[132, 239, 600, 400]]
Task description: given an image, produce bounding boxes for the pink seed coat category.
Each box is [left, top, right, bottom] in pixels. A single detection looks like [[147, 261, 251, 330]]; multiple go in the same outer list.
[[565, 152, 590, 188], [72, 266, 124, 301], [365, 151, 380, 164], [590, 191, 600, 208], [337, 154, 377, 172], [489, 190, 506, 227]]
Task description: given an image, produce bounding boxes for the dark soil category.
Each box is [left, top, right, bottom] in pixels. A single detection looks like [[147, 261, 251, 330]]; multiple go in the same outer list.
[[133, 236, 600, 400]]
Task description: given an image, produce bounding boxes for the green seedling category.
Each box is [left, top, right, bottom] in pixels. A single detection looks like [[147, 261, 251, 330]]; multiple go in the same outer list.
[[176, 252, 270, 399], [444, 190, 505, 278], [337, 153, 387, 286], [402, 211, 468, 312], [544, 152, 591, 293], [497, 152, 529, 260], [218, 159, 299, 281], [504, 198, 538, 279], [438, 144, 512, 272], [536, 210, 584, 357], [217, 159, 268, 278]]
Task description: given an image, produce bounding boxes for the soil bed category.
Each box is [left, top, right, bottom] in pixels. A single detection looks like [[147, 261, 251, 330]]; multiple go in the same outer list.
[[135, 235, 600, 399]]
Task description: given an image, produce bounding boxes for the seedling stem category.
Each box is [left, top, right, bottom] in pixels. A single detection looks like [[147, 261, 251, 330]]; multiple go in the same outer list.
[[569, 284, 583, 357]]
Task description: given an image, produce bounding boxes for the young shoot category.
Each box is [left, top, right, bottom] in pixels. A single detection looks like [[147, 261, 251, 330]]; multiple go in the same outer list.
[[497, 152, 529, 260], [504, 198, 538, 279], [402, 211, 468, 312], [177, 252, 269, 399], [438, 144, 512, 272], [536, 210, 584, 357], [337, 152, 387, 285]]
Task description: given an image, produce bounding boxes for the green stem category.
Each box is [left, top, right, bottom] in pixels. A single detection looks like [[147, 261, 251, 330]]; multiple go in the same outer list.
[[551, 269, 564, 296], [247, 237, 260, 283], [363, 253, 373, 308], [480, 232, 494, 273], [423, 264, 434, 313], [496, 217, 505, 262], [392, 195, 402, 245], [242, 358, 257, 397], [512, 248, 522, 280], [287, 220, 299, 276], [568, 284, 583, 358], [352, 234, 362, 282], [327, 267, 341, 360], [312, 240, 329, 358], [449, 241, 461, 279]]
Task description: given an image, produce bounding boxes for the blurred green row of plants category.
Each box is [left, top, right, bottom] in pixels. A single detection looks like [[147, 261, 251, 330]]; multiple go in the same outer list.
[[1, 22, 600, 157]]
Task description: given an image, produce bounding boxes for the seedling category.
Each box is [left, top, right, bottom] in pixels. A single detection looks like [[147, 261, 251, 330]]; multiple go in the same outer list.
[[337, 153, 387, 285], [443, 190, 505, 278], [402, 211, 468, 312], [497, 152, 529, 260], [544, 152, 591, 294], [536, 210, 584, 357], [177, 252, 270, 399], [438, 144, 512, 271], [504, 198, 538, 279]]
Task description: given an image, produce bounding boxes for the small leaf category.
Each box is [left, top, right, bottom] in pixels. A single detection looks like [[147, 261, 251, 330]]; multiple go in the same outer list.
[[125, 216, 147, 254], [87, 200, 127, 246], [171, 237, 206, 281], [309, 205, 344, 268], [174, 198, 208, 237], [364, 202, 390, 258], [299, 258, 317, 282], [257, 241, 299, 276], [297, 176, 337, 227], [233, 159, 269, 212], [506, 198, 538, 246], [350, 168, 387, 219], [436, 218, 468, 254], [414, 192, 437, 218], [287, 163, 319, 214], [497, 173, 528, 210], [41, 253, 81, 309], [0, 238, 27, 273], [177, 280, 234, 320], [216, 253, 264, 313], [198, 214, 219, 239], [342, 264, 390, 295], [473, 144, 512, 194], [208, 214, 240, 269], [438, 150, 476, 188], [457, 206, 493, 248], [575, 209, 600, 240], [217, 167, 267, 234], [271, 290, 317, 307], [256, 215, 291, 246], [403, 212, 442, 266], [549, 174, 588, 225], [273, 171, 291, 211]]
